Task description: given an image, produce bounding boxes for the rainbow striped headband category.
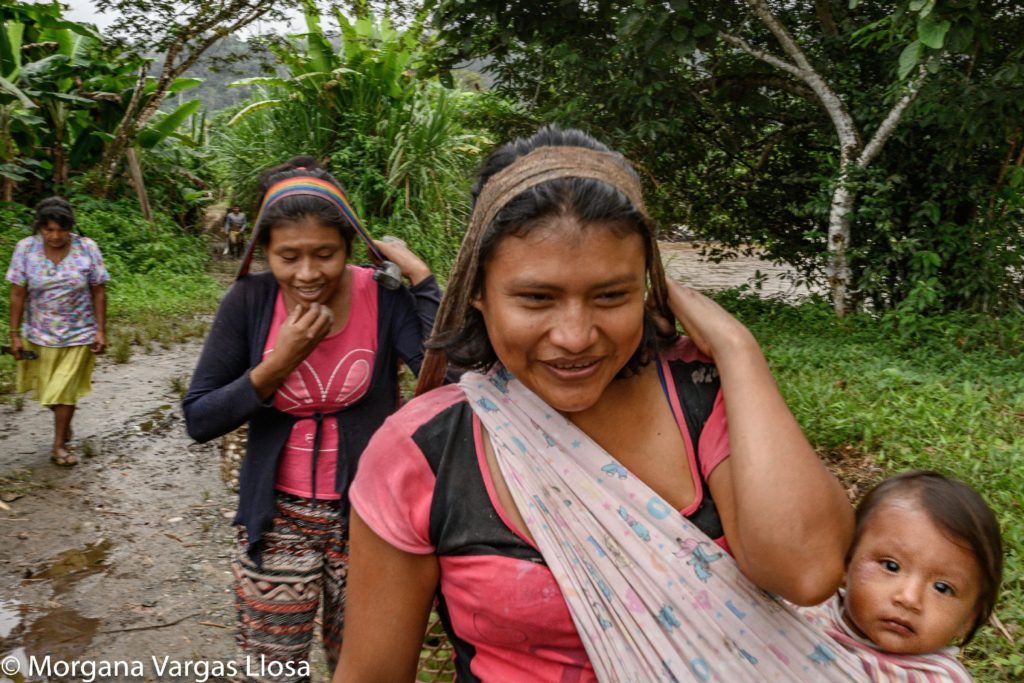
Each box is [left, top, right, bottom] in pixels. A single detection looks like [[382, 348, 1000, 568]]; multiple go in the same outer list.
[[237, 175, 385, 279]]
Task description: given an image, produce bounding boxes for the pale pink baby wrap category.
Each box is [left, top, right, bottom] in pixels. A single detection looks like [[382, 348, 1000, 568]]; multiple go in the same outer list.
[[461, 364, 868, 682]]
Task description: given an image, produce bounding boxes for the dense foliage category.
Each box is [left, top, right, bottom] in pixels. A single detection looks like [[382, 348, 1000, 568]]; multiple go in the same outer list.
[[89, 0, 300, 194], [210, 2, 502, 276], [428, 0, 1024, 316], [0, 1, 214, 216]]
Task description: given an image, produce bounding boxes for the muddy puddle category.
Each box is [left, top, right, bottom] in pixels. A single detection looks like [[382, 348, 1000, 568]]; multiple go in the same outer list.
[[0, 341, 242, 683], [26, 541, 113, 595]]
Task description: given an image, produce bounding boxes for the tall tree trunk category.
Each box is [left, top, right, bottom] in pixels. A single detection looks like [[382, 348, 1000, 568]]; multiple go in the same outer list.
[[827, 171, 857, 316], [1, 111, 16, 202], [125, 147, 153, 223], [99, 65, 181, 193], [97, 66, 148, 196], [53, 122, 68, 187], [720, 1, 928, 317]]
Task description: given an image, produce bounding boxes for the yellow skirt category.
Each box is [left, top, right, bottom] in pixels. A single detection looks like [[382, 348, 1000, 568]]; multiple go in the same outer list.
[[15, 341, 96, 406]]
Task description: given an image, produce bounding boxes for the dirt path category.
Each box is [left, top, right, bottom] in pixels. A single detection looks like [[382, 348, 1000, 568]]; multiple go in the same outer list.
[[0, 341, 242, 682]]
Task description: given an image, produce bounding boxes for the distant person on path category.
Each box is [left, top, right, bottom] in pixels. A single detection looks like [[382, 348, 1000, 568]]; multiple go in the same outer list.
[[5, 196, 109, 467], [184, 156, 441, 681], [224, 205, 248, 258]]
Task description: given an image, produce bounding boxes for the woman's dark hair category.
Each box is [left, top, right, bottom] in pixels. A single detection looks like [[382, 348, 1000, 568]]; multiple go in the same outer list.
[[432, 124, 667, 376], [254, 155, 355, 254], [851, 470, 1003, 645], [33, 196, 75, 233]]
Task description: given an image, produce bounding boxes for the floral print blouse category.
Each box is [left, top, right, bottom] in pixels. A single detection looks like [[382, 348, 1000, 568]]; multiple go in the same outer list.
[[5, 234, 110, 347]]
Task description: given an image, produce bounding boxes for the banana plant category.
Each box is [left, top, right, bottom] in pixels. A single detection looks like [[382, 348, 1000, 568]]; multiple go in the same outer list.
[[212, 0, 490, 255], [1, 7, 39, 199], [227, 0, 423, 131], [1, 1, 113, 192], [1, 0, 206, 201]]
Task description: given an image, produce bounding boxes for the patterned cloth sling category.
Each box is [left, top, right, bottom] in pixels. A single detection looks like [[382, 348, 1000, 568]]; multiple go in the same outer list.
[[461, 364, 869, 683], [800, 595, 974, 682]]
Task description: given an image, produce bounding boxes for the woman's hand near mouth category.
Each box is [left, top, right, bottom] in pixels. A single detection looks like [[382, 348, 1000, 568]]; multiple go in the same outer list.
[[250, 302, 334, 399]]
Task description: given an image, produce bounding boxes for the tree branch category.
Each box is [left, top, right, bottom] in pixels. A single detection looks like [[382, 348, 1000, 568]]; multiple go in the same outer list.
[[135, 3, 273, 136], [718, 31, 804, 79], [736, 0, 861, 161], [858, 64, 928, 167], [107, 65, 148, 151]]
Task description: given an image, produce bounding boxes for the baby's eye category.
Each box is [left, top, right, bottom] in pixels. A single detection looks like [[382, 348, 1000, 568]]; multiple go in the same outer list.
[[933, 582, 955, 596], [880, 559, 900, 573]]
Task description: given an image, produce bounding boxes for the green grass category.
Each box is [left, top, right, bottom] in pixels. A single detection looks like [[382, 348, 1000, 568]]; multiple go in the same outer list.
[[103, 272, 220, 363], [718, 292, 1023, 681]]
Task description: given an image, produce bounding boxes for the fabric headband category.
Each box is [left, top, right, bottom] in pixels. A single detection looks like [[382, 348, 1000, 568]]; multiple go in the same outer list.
[[236, 175, 385, 279], [415, 145, 670, 394], [470, 147, 650, 239]]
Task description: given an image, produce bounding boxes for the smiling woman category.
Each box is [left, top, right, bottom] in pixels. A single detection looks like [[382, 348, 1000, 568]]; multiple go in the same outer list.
[[334, 125, 861, 683], [182, 156, 441, 680], [263, 219, 350, 308], [474, 218, 647, 414]]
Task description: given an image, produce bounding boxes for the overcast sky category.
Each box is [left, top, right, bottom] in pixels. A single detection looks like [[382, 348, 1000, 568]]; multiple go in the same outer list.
[[61, 0, 306, 36]]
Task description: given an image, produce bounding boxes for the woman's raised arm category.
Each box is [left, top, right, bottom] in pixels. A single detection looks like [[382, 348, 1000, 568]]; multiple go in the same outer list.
[[664, 279, 853, 605], [333, 511, 438, 683]]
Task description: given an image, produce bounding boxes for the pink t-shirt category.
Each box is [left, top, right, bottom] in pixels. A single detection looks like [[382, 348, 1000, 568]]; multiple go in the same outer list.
[[263, 266, 378, 499], [350, 338, 730, 681]]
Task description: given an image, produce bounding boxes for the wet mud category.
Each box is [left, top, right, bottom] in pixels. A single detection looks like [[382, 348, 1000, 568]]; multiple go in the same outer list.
[[0, 342, 239, 682]]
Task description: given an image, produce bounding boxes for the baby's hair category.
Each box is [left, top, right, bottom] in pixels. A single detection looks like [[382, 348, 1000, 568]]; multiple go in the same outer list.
[[851, 470, 1002, 645], [254, 155, 354, 253]]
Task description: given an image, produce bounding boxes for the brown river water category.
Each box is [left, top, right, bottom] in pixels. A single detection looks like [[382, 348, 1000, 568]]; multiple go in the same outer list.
[[660, 242, 821, 300]]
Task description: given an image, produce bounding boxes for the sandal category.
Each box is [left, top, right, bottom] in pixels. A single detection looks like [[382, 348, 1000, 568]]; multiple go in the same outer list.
[[51, 451, 78, 467]]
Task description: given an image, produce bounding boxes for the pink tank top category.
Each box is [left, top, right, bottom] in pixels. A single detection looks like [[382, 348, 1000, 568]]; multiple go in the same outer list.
[[262, 266, 379, 499]]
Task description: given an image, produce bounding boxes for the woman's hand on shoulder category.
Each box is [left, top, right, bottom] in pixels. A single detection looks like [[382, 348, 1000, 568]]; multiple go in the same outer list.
[[373, 237, 432, 286], [659, 278, 758, 362]]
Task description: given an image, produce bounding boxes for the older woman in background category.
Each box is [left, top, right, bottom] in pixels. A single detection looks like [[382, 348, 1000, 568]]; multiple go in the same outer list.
[[6, 197, 109, 466]]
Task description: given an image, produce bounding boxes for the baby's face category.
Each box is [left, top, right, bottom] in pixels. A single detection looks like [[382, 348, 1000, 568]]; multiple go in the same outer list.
[[843, 498, 981, 654]]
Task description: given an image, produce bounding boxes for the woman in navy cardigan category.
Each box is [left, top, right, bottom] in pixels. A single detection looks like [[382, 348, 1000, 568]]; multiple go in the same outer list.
[[183, 156, 441, 680]]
